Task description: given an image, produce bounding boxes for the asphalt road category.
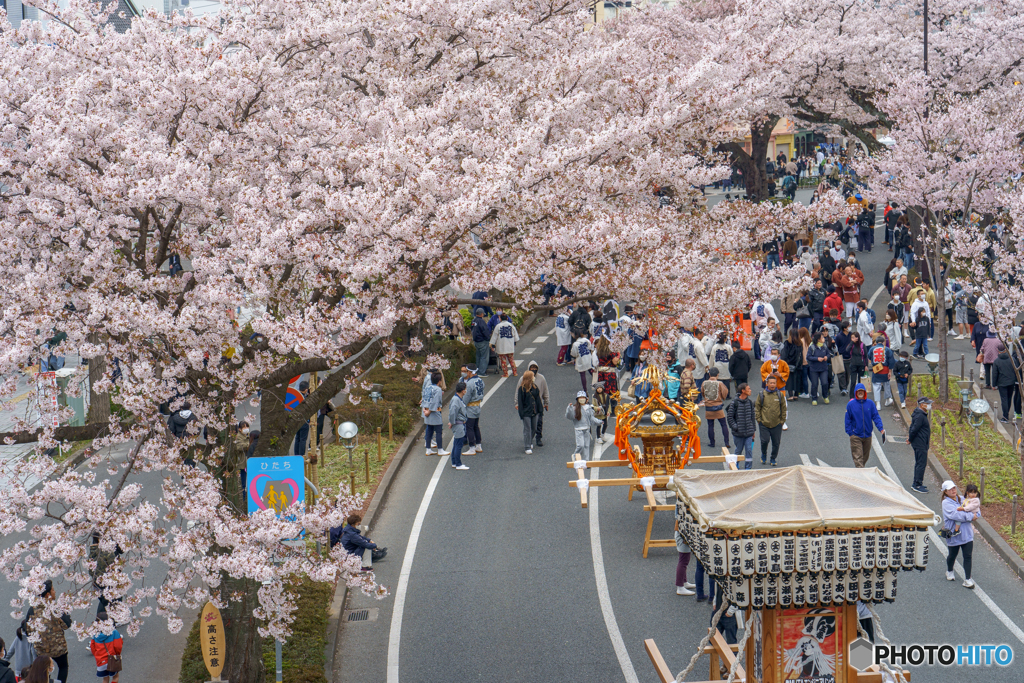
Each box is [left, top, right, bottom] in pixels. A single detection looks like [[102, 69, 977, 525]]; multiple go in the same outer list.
[[337, 194, 1024, 682]]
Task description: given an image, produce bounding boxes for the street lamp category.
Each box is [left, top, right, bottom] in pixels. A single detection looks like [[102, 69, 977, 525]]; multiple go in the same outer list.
[[369, 383, 384, 403], [338, 421, 359, 494], [925, 353, 940, 378], [968, 398, 990, 449]]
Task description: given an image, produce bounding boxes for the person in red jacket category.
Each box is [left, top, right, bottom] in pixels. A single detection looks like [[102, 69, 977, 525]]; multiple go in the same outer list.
[[89, 612, 122, 683], [823, 285, 844, 321], [833, 265, 864, 321]]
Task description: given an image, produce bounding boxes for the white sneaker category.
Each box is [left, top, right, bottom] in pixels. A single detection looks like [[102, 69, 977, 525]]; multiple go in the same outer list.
[[954, 334, 965, 340], [427, 449, 438, 455], [782, 422, 789, 431], [963, 578, 976, 589], [455, 465, 469, 470], [885, 398, 894, 406], [946, 570, 955, 581], [676, 586, 695, 596], [526, 448, 533, 454], [684, 582, 696, 590], [948, 330, 956, 336], [475, 444, 483, 453], [900, 402, 906, 409], [799, 393, 811, 399], [436, 449, 450, 456]]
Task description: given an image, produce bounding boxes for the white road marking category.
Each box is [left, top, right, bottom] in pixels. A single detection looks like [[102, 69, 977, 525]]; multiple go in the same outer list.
[[799, 453, 812, 466], [587, 439, 640, 683], [867, 285, 885, 310], [387, 376, 507, 683], [816, 458, 831, 467], [869, 434, 1024, 646], [535, 336, 549, 343], [521, 347, 536, 355]]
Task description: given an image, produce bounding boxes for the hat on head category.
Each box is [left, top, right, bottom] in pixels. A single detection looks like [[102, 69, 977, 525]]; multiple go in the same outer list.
[[528, 360, 539, 370], [576, 390, 588, 399], [475, 308, 484, 316], [918, 397, 933, 405], [941, 480, 956, 492], [855, 193, 863, 200]]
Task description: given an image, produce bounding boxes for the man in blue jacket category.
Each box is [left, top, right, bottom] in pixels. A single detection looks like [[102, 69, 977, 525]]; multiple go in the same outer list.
[[471, 308, 491, 376], [845, 383, 885, 467], [331, 514, 387, 566]]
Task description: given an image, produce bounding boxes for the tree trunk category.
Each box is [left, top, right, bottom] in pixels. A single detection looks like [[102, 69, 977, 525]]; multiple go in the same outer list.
[[929, 212, 949, 403], [86, 333, 111, 425], [221, 574, 266, 683], [718, 115, 779, 204], [258, 382, 294, 457]]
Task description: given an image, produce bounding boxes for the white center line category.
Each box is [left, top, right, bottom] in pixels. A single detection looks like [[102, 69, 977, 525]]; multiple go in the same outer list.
[[869, 434, 1024, 646], [867, 285, 886, 310], [587, 440, 640, 683], [387, 376, 508, 683]]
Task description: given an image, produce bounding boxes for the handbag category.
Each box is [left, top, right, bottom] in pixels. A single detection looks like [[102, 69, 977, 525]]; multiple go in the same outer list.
[[105, 642, 123, 673], [830, 354, 845, 374]]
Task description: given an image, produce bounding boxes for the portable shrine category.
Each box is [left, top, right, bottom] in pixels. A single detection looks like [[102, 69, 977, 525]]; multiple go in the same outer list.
[[567, 366, 744, 557], [644, 466, 937, 683]]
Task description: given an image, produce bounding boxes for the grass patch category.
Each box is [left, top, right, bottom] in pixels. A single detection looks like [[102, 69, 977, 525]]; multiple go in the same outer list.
[[53, 439, 91, 465], [320, 436, 404, 499], [999, 525, 1024, 557], [179, 578, 333, 683]]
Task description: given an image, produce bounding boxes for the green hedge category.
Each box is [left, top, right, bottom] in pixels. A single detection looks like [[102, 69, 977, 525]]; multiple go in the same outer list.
[[179, 578, 332, 683]]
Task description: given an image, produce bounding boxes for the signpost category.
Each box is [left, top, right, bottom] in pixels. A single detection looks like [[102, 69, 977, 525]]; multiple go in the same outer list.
[[200, 602, 226, 682], [284, 388, 303, 412], [246, 456, 306, 515]]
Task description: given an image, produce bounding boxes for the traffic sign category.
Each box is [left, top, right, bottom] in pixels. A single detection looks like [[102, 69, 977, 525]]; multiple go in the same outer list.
[[200, 602, 225, 681], [246, 456, 305, 515], [284, 387, 303, 411]]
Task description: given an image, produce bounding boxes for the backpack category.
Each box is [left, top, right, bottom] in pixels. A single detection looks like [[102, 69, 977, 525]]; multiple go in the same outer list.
[[867, 308, 876, 325], [703, 380, 720, 403]]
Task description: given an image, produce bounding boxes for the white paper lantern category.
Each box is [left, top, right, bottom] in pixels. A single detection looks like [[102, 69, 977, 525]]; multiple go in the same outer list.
[[847, 572, 860, 605], [822, 532, 836, 572], [890, 529, 903, 569], [848, 531, 864, 571], [914, 527, 929, 570], [901, 529, 916, 570], [796, 532, 810, 573], [730, 577, 751, 607], [807, 572, 820, 605], [819, 571, 833, 605], [782, 532, 796, 573], [794, 573, 809, 607], [741, 533, 756, 576], [859, 571, 874, 602], [809, 534, 823, 572], [756, 535, 769, 574], [727, 537, 743, 578], [769, 534, 783, 574], [833, 570, 847, 605], [751, 575, 765, 609], [876, 528, 891, 569], [836, 532, 850, 572], [862, 529, 877, 570], [884, 568, 897, 602], [765, 574, 779, 608], [709, 534, 728, 576]]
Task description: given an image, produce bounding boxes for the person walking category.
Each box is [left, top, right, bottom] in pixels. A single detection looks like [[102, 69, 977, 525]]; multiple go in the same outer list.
[[754, 375, 787, 466], [867, 333, 895, 408], [515, 361, 550, 446], [675, 522, 696, 596], [701, 368, 730, 449], [89, 612, 123, 683], [908, 397, 933, 493], [420, 371, 449, 456], [728, 340, 751, 388], [570, 332, 595, 393], [979, 332, 1002, 389], [566, 390, 602, 458], [471, 308, 492, 375], [489, 313, 520, 377], [844, 383, 885, 467], [517, 371, 543, 455], [941, 481, 980, 589], [447, 381, 470, 469], [708, 332, 733, 391], [0, 638, 16, 683], [993, 346, 1022, 422], [22, 656, 54, 683], [781, 329, 803, 400], [25, 581, 70, 683], [463, 365, 485, 453], [726, 383, 757, 469], [11, 623, 35, 677], [806, 332, 830, 405], [555, 306, 572, 365]]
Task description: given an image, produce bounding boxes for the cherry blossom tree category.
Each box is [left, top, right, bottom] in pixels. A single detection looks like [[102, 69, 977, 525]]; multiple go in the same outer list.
[[0, 0, 829, 679]]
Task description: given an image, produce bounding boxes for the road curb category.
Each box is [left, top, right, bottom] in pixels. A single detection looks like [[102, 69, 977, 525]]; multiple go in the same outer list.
[[327, 312, 543, 681], [891, 379, 1024, 582]]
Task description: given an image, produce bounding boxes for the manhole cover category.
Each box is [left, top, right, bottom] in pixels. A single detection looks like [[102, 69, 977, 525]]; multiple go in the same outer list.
[[344, 608, 379, 623]]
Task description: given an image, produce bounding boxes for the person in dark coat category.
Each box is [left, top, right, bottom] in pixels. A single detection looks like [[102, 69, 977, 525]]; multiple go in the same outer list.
[[907, 397, 933, 493], [167, 402, 196, 438], [726, 383, 757, 470], [992, 349, 1021, 422], [331, 514, 387, 564], [728, 341, 751, 387], [0, 638, 16, 683]]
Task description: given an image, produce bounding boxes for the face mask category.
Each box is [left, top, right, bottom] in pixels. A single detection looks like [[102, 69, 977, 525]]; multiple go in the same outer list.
[[242, 427, 250, 435]]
